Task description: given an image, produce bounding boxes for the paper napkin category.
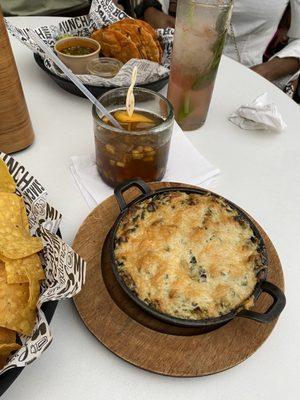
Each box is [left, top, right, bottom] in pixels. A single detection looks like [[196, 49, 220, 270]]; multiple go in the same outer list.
[[70, 122, 220, 209], [228, 93, 287, 131]]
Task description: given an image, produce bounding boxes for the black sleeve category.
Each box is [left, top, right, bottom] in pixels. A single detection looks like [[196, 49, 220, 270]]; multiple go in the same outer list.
[[117, 0, 135, 16], [135, 0, 163, 19]]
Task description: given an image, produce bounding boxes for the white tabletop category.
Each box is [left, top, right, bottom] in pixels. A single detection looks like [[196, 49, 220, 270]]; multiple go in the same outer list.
[[3, 16, 300, 400]]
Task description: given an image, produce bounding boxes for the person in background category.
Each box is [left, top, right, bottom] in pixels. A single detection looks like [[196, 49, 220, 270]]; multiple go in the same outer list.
[[135, 0, 175, 28], [0, 0, 127, 16], [135, 0, 300, 97], [0, 0, 92, 16]]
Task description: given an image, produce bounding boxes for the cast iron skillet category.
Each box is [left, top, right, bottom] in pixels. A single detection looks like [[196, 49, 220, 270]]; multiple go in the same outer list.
[[0, 229, 61, 397], [34, 53, 169, 98], [109, 179, 286, 328]]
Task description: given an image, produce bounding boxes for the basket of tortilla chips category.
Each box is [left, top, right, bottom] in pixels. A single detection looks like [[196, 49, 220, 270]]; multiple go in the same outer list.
[[0, 153, 86, 382]]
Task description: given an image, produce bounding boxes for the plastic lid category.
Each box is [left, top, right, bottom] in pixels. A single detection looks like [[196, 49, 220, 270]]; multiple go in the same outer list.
[[87, 58, 123, 78]]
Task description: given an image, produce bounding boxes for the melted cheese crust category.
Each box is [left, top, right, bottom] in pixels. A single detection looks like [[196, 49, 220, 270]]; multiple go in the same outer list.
[[114, 192, 263, 320]]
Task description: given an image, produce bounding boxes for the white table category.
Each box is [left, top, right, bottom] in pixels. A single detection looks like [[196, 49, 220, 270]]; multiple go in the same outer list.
[[3, 16, 300, 400]]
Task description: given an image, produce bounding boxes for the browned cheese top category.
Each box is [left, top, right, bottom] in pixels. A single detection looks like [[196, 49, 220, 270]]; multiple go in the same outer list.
[[114, 192, 263, 320]]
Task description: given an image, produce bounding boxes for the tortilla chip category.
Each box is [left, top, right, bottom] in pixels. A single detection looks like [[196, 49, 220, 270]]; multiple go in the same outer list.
[[0, 326, 17, 345], [0, 326, 20, 368], [4, 253, 45, 284], [0, 342, 21, 369], [25, 266, 41, 309], [0, 159, 16, 193], [0, 265, 37, 336], [0, 193, 43, 259]]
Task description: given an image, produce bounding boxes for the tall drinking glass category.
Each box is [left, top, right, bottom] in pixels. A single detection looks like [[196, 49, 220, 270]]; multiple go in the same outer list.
[[167, 0, 233, 131]]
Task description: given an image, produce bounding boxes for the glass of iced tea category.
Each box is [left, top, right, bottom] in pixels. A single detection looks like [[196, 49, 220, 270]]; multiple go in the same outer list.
[[93, 87, 174, 187], [167, 0, 233, 131]]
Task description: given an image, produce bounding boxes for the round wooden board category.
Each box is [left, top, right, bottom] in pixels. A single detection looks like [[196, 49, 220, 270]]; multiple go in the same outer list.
[[73, 182, 285, 377]]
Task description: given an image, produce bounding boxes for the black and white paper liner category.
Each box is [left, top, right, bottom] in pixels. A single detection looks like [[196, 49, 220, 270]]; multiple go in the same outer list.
[[0, 153, 62, 235], [2, 311, 53, 374], [38, 227, 85, 302], [5, 0, 174, 87], [0, 153, 86, 374]]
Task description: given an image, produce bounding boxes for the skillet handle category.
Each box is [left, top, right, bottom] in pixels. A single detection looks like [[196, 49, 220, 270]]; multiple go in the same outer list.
[[114, 179, 152, 212], [238, 281, 286, 323]]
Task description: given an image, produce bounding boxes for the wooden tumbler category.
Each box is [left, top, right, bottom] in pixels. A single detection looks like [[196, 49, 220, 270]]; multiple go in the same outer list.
[[0, 8, 34, 153]]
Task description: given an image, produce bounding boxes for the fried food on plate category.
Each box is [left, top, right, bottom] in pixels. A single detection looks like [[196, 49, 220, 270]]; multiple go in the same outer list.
[[91, 18, 163, 64]]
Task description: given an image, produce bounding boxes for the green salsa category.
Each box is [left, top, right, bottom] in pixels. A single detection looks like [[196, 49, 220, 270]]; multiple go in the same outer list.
[[61, 46, 94, 56]]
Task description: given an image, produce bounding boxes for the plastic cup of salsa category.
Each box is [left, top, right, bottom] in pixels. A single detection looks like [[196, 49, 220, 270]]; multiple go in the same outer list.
[[87, 58, 123, 78]]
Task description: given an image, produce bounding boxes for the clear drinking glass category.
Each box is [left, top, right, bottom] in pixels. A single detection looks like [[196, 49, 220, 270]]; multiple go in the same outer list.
[[167, 0, 233, 131], [93, 88, 174, 187]]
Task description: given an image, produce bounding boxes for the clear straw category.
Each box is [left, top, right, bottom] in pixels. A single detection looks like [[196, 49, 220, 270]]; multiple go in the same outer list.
[[28, 30, 122, 129]]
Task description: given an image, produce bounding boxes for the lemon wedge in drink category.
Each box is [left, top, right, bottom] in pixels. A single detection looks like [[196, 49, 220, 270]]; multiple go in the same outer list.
[[114, 110, 154, 124]]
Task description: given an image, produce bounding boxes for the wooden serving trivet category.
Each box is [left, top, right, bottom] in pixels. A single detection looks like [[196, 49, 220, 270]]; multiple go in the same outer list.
[[73, 182, 284, 377]]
